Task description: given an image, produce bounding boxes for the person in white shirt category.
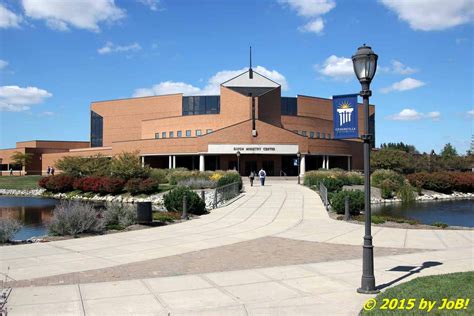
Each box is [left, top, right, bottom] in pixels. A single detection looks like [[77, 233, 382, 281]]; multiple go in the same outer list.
[[258, 168, 266, 186]]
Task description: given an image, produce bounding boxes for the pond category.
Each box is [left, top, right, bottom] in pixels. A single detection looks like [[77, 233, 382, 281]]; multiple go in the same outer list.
[[372, 199, 474, 227], [0, 196, 58, 240]]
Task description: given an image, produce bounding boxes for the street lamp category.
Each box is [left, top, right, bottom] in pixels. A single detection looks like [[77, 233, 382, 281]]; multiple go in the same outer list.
[[236, 151, 241, 175], [352, 44, 379, 294], [296, 151, 301, 184]]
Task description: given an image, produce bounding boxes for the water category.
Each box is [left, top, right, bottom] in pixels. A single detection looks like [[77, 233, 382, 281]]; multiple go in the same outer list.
[[372, 199, 474, 227], [0, 196, 58, 240]]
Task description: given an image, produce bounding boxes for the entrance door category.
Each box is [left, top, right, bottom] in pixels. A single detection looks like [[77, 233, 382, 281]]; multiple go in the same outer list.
[[262, 160, 274, 176], [244, 160, 257, 176]]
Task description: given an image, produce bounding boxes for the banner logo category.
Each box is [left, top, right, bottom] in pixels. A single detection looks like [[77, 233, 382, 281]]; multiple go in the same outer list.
[[333, 94, 359, 139]]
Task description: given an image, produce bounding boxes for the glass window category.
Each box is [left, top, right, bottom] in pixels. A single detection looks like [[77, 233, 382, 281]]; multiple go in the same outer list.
[[322, 133, 326, 139], [162, 132, 166, 138], [328, 133, 331, 139], [206, 129, 213, 134], [281, 97, 297, 116], [196, 129, 202, 136], [310, 132, 314, 139], [177, 131, 182, 137], [91, 111, 103, 147], [169, 131, 174, 138], [186, 130, 191, 137], [302, 131, 307, 137], [182, 96, 220, 115], [155, 133, 160, 139], [317, 132, 320, 138]]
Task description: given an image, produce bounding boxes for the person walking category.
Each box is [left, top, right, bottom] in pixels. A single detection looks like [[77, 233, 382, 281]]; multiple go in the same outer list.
[[258, 168, 266, 186], [249, 170, 255, 186], [47, 166, 51, 176], [9, 167, 13, 176], [51, 167, 55, 175]]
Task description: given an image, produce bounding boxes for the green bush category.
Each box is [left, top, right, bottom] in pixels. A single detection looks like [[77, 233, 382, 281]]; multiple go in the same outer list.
[[0, 219, 22, 243], [150, 169, 170, 184], [304, 170, 363, 191], [48, 201, 104, 236], [330, 190, 364, 215], [216, 171, 242, 190], [153, 211, 181, 222], [55, 155, 111, 177], [380, 179, 398, 199], [371, 215, 386, 224], [103, 203, 137, 228], [166, 169, 211, 185], [397, 184, 416, 203], [163, 186, 207, 215], [371, 169, 405, 188], [110, 151, 150, 180], [431, 222, 448, 228]]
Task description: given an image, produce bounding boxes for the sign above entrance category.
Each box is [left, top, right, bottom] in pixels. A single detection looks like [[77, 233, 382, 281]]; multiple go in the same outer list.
[[332, 94, 359, 139], [207, 144, 299, 154]]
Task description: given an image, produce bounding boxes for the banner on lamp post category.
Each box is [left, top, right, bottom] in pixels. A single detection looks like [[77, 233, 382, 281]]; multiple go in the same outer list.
[[333, 94, 359, 139]]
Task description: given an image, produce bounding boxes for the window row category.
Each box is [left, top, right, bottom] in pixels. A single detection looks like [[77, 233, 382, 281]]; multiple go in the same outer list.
[[281, 97, 297, 116], [155, 129, 213, 139], [295, 130, 332, 139], [182, 96, 220, 116]]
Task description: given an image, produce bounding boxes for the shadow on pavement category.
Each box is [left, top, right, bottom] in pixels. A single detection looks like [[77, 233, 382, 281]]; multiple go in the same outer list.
[[376, 261, 443, 291]]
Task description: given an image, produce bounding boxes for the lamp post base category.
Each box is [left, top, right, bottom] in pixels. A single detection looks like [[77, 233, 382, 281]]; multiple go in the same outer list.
[[357, 288, 380, 294]]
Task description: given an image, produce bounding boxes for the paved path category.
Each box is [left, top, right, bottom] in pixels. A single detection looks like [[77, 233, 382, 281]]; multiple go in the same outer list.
[[2, 179, 473, 315]]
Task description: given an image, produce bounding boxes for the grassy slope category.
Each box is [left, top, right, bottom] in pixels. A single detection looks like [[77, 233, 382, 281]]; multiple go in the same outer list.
[[0, 175, 41, 190], [361, 271, 474, 315]]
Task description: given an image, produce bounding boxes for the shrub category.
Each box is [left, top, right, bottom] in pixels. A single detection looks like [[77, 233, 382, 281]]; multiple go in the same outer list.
[[153, 211, 181, 222], [0, 219, 22, 243], [138, 178, 159, 194], [124, 178, 142, 195], [451, 172, 474, 193], [371, 215, 386, 224], [431, 222, 448, 228], [304, 170, 363, 191], [216, 171, 242, 190], [103, 203, 137, 228], [209, 171, 224, 182], [178, 177, 216, 189], [166, 169, 212, 185], [406, 172, 463, 194], [371, 169, 405, 188], [39, 174, 74, 192], [100, 177, 125, 194], [56, 155, 111, 177], [110, 151, 150, 180], [48, 201, 104, 236], [163, 186, 207, 215], [330, 190, 365, 215], [396, 184, 416, 203], [150, 169, 170, 184], [380, 179, 398, 199]]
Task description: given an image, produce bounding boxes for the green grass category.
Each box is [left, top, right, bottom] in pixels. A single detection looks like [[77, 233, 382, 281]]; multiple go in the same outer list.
[[354, 215, 419, 225], [153, 211, 181, 222], [361, 272, 474, 315], [0, 175, 42, 190]]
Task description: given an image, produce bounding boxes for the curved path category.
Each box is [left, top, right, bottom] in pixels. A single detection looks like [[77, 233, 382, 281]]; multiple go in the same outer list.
[[1, 179, 472, 282]]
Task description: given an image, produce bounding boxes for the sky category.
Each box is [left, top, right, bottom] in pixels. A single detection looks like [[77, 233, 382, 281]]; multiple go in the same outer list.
[[0, 0, 473, 154]]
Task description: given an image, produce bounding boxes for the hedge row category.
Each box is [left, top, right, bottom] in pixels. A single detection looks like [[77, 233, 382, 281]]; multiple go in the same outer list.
[[304, 170, 364, 192], [39, 174, 159, 195], [407, 172, 474, 194]]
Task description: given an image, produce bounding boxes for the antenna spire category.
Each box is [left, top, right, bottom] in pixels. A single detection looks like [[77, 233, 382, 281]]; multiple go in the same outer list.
[[249, 46, 253, 79]]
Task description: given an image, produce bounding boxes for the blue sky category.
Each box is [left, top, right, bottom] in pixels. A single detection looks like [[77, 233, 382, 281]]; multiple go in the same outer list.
[[0, 0, 473, 153]]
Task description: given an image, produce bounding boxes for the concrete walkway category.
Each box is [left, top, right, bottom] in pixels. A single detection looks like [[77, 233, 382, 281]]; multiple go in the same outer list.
[[2, 179, 473, 315]]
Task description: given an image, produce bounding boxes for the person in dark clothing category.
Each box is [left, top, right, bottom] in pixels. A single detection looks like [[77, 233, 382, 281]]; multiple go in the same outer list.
[[249, 171, 255, 186]]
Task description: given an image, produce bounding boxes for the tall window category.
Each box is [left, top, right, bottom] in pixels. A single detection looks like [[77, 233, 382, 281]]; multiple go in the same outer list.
[[206, 129, 213, 134], [317, 132, 320, 138], [302, 131, 307, 137], [186, 130, 191, 137], [177, 131, 182, 137], [91, 111, 103, 147], [310, 131, 314, 139], [281, 97, 297, 116], [182, 96, 220, 115], [162, 132, 166, 138], [155, 133, 160, 139], [196, 129, 202, 136], [169, 131, 174, 138]]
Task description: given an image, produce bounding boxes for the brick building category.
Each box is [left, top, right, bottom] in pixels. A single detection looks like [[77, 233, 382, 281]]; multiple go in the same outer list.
[[0, 67, 374, 176]]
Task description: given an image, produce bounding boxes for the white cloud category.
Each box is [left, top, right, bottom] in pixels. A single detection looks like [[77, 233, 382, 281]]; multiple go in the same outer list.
[[98, 42, 142, 55], [390, 60, 417, 75], [380, 77, 426, 93], [0, 59, 8, 70], [137, 0, 160, 11], [0, 85, 52, 112], [278, 0, 335, 34], [316, 55, 354, 80], [0, 4, 22, 28], [22, 0, 125, 32], [298, 18, 324, 34], [388, 108, 441, 121], [467, 110, 474, 118], [38, 111, 55, 117], [132, 66, 288, 97], [380, 0, 474, 31]]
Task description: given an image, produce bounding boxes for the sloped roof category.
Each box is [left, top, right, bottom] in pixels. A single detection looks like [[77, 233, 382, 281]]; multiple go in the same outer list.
[[221, 69, 280, 88]]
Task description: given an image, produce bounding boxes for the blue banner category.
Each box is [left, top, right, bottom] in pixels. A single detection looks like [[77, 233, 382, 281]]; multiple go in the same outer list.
[[333, 94, 359, 139]]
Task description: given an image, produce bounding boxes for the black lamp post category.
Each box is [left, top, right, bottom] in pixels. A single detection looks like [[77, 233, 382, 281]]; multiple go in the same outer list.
[[296, 151, 301, 184], [236, 151, 241, 175], [352, 44, 379, 294]]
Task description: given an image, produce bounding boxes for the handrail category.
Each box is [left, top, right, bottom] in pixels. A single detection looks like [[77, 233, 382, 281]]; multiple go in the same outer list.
[[212, 181, 240, 209], [318, 182, 329, 210]]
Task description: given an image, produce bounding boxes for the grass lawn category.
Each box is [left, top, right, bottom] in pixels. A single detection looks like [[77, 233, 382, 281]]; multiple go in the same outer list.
[[361, 271, 474, 315], [0, 175, 42, 190]]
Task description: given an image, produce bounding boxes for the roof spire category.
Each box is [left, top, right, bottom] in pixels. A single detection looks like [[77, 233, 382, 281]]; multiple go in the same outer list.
[[249, 46, 253, 79]]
